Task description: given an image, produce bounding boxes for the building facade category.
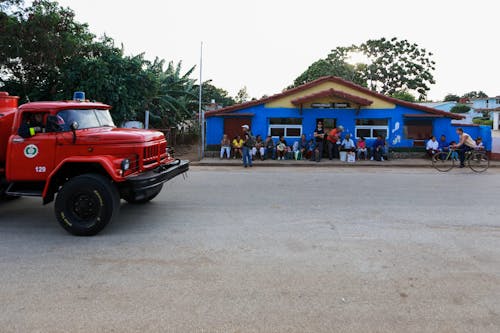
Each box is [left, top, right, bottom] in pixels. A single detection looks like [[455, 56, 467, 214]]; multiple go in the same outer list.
[[206, 77, 492, 150]]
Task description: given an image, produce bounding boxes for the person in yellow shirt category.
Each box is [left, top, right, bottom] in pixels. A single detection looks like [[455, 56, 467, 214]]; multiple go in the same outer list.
[[232, 135, 243, 159]]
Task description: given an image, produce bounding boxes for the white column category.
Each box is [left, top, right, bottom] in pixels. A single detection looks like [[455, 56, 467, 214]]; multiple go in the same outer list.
[[493, 112, 499, 131]]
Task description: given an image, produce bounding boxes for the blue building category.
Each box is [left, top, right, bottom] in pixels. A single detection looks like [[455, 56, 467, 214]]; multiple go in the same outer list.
[[206, 76, 492, 150]]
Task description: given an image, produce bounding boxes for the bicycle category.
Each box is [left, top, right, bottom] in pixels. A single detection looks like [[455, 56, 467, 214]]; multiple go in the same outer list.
[[432, 148, 489, 172]]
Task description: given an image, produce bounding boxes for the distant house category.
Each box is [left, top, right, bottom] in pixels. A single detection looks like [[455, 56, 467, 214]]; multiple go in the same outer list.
[[472, 96, 500, 111], [417, 101, 457, 113], [205, 76, 492, 150]]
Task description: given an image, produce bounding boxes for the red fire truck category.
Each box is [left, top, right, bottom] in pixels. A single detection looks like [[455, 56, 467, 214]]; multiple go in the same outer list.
[[0, 91, 188, 236]]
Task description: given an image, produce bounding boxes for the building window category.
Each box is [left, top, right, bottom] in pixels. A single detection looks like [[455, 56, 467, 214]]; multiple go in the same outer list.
[[355, 119, 388, 139], [269, 118, 302, 138], [496, 99, 500, 105], [404, 120, 433, 144], [317, 118, 336, 129]]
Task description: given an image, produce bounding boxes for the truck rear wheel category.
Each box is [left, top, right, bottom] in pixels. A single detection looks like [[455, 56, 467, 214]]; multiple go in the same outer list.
[[55, 174, 120, 236], [123, 184, 163, 204]]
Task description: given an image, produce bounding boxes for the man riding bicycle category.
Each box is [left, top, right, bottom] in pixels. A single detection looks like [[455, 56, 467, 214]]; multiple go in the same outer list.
[[452, 127, 476, 168]]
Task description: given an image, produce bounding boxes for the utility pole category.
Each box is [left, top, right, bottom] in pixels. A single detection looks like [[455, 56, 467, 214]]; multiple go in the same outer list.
[[198, 42, 204, 160]]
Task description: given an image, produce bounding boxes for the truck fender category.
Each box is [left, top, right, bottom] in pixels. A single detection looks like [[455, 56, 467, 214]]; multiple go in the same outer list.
[[42, 156, 122, 204]]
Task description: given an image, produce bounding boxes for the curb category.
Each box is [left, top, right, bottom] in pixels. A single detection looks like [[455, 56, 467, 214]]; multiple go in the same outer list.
[[189, 159, 500, 168]]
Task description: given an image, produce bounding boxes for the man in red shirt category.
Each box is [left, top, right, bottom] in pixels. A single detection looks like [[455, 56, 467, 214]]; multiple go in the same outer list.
[[326, 125, 344, 160]]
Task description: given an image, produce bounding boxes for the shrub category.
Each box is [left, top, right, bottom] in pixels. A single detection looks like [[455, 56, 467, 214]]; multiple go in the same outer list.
[[472, 118, 493, 127], [450, 104, 471, 113]]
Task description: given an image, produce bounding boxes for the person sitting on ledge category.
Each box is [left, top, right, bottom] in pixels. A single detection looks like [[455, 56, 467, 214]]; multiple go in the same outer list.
[[426, 135, 439, 158], [252, 135, 265, 160], [341, 133, 356, 152], [276, 136, 287, 160], [264, 135, 275, 160], [371, 135, 385, 161], [475, 137, 485, 150], [232, 135, 243, 159], [220, 134, 231, 159], [356, 137, 368, 160]]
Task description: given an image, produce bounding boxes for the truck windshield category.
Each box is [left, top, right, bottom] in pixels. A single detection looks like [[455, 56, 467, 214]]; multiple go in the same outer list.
[[57, 109, 115, 131]]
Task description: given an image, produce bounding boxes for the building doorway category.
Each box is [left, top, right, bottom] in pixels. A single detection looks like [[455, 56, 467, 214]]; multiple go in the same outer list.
[[223, 118, 250, 141]]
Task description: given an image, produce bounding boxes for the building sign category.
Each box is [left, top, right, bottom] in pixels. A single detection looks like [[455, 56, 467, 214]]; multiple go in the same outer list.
[[311, 102, 351, 109]]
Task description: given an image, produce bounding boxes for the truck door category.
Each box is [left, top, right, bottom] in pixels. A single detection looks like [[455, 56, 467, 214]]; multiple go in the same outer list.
[[6, 113, 56, 182]]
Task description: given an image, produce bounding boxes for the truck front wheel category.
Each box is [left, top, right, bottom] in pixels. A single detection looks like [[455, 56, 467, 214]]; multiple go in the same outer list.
[[55, 174, 120, 236]]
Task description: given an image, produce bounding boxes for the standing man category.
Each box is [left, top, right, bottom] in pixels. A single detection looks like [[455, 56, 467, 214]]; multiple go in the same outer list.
[[242, 124, 254, 168], [453, 127, 477, 168], [312, 121, 325, 162], [326, 125, 344, 160]]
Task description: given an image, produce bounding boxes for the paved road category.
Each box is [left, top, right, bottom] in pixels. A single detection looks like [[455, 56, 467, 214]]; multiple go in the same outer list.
[[1, 167, 500, 333]]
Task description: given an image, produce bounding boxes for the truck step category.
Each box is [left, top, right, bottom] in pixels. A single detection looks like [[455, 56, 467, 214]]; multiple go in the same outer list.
[[5, 182, 44, 197]]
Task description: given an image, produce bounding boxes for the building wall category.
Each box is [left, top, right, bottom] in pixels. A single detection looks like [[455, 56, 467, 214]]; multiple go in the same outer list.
[[206, 104, 492, 149], [265, 81, 395, 109], [473, 98, 500, 109]]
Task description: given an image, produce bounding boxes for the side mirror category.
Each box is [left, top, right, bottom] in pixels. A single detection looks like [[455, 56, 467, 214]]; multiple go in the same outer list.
[[70, 121, 78, 144]]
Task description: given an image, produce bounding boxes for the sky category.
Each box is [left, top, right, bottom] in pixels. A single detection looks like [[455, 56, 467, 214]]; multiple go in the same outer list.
[[57, 0, 500, 101]]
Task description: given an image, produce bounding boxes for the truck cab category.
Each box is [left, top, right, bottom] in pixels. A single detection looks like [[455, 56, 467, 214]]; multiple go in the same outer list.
[[0, 92, 189, 236]]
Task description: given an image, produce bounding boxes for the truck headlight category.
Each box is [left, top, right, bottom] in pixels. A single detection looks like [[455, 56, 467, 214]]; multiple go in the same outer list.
[[121, 159, 130, 171]]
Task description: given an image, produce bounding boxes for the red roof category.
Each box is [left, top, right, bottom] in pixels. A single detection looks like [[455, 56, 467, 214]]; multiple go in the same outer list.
[[205, 76, 464, 120], [291, 88, 373, 106], [19, 101, 111, 112]]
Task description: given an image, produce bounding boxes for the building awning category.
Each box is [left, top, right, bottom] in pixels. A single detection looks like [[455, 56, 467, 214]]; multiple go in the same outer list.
[[291, 88, 373, 107], [403, 114, 443, 118]]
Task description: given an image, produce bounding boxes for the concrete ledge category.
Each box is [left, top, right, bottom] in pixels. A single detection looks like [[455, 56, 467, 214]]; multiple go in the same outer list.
[[191, 158, 500, 168]]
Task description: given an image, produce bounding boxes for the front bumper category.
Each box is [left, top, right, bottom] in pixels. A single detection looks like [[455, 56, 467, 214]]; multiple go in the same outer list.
[[125, 159, 189, 191]]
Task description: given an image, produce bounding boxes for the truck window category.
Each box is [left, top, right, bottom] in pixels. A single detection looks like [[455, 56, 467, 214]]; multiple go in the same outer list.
[[57, 109, 115, 131]]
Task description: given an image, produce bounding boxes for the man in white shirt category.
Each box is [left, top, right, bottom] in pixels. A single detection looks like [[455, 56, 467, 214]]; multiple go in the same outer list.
[[426, 135, 439, 157], [341, 133, 356, 152]]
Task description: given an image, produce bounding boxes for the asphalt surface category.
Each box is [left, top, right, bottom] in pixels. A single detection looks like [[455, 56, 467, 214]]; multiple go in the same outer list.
[[1, 166, 500, 333]]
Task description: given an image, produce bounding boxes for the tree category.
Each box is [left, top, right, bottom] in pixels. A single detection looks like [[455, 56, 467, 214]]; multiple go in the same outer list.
[[462, 91, 488, 99], [358, 37, 435, 100], [290, 37, 436, 101], [390, 90, 416, 102], [0, 0, 94, 101], [195, 80, 235, 107], [0, 0, 203, 128], [444, 94, 460, 102], [235, 86, 249, 104], [292, 49, 365, 88], [450, 104, 471, 114]]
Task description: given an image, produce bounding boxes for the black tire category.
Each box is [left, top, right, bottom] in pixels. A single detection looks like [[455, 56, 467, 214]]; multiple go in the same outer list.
[[55, 174, 120, 236], [432, 151, 454, 172], [123, 184, 163, 204], [468, 151, 489, 173]]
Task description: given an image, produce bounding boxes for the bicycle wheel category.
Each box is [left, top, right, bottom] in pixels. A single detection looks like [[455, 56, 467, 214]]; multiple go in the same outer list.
[[468, 151, 489, 173], [432, 152, 454, 172]]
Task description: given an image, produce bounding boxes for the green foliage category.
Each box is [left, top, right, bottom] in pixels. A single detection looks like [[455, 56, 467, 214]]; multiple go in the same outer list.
[[0, 0, 230, 128], [472, 117, 493, 127], [444, 94, 460, 102], [462, 91, 488, 99], [450, 104, 471, 114], [292, 52, 365, 88], [290, 37, 436, 100], [235, 86, 249, 103], [195, 80, 235, 107], [390, 90, 416, 102], [358, 38, 435, 100]]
